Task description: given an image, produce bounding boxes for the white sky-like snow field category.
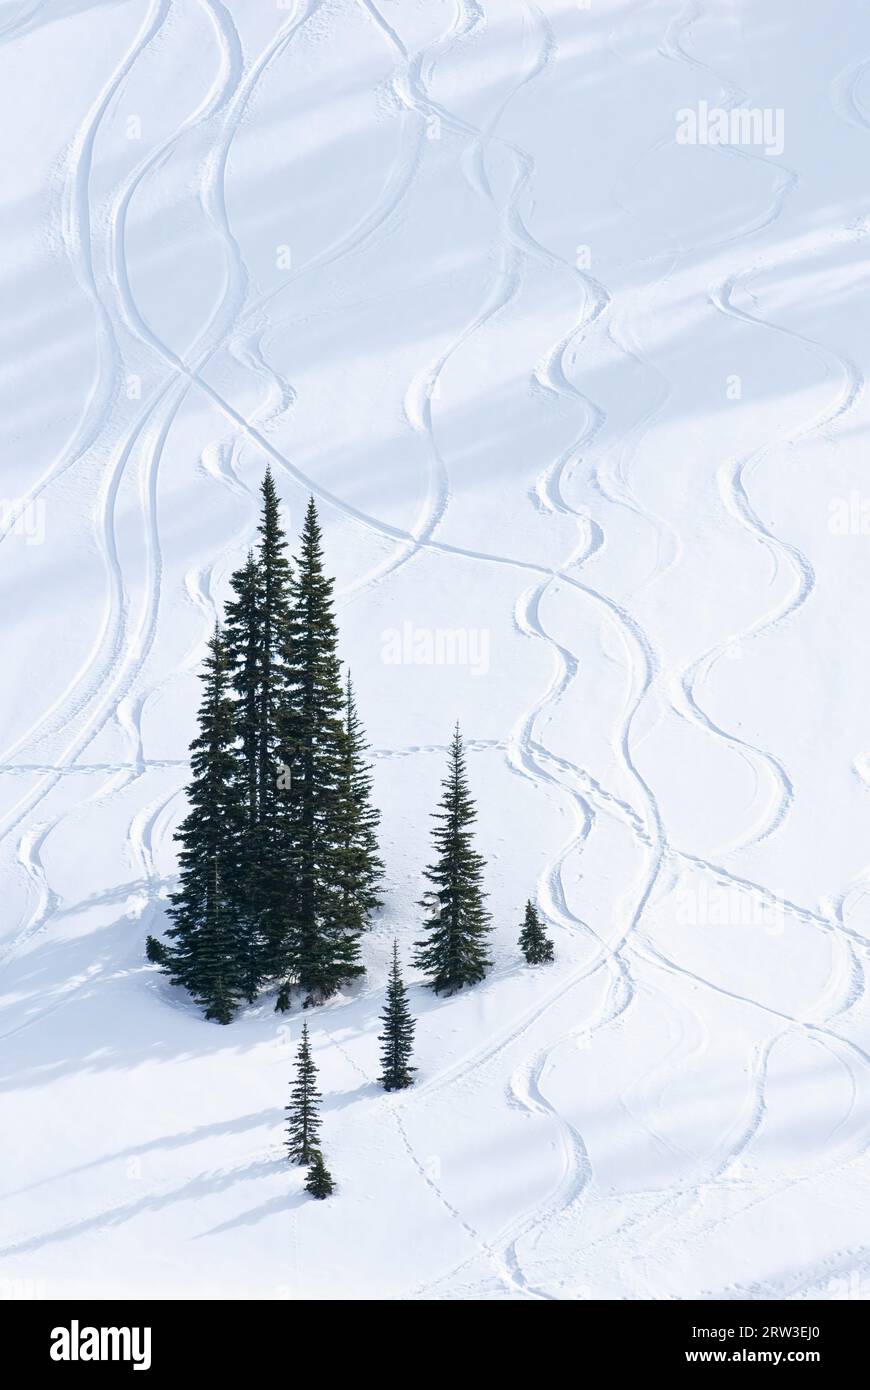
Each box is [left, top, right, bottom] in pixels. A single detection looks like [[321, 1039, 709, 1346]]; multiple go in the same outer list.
[[2, 0, 870, 1301]]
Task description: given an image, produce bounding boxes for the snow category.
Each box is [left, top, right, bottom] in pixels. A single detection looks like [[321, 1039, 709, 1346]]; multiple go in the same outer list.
[[2, 0, 870, 1301]]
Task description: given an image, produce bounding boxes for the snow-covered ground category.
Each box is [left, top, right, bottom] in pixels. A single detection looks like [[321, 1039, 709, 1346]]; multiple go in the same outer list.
[[2, 0, 870, 1300]]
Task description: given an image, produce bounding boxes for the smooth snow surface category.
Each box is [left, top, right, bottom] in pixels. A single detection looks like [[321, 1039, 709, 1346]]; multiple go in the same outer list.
[[2, 0, 870, 1300]]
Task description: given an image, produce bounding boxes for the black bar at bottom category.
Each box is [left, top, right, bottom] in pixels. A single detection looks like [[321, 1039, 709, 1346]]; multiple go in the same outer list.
[[0, 1297, 864, 1373]]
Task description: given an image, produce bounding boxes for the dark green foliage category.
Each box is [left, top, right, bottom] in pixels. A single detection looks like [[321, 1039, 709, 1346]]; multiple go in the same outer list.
[[413, 724, 492, 994], [276, 499, 365, 1007], [145, 934, 167, 966], [224, 470, 294, 987], [378, 940, 416, 1090], [518, 900, 554, 964], [332, 670, 384, 933], [255, 467, 292, 831], [196, 860, 243, 1024], [156, 473, 385, 1023], [161, 629, 243, 1022], [304, 1149, 334, 1199], [224, 550, 261, 827], [285, 1021, 322, 1165], [223, 549, 265, 999]]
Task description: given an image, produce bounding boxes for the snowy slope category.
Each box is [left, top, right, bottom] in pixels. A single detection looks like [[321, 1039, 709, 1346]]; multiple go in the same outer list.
[[2, 0, 870, 1300]]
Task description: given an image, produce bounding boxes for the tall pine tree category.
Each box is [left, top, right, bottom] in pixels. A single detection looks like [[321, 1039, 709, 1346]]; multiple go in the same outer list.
[[256, 467, 292, 830], [413, 724, 492, 994], [224, 549, 261, 827], [254, 467, 294, 974], [378, 940, 416, 1090], [162, 628, 243, 1023], [518, 900, 554, 964], [285, 1021, 322, 1165], [224, 468, 293, 990], [276, 498, 364, 1007], [332, 670, 384, 941], [157, 474, 387, 1021], [223, 550, 264, 999]]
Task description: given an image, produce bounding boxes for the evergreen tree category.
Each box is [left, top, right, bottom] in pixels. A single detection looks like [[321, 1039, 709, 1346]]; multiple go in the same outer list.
[[518, 900, 554, 964], [145, 934, 167, 966], [378, 940, 416, 1090], [255, 467, 292, 830], [304, 1149, 334, 1199], [156, 474, 386, 1022], [333, 670, 384, 939], [285, 1021, 322, 1164], [276, 499, 364, 1007], [224, 468, 293, 989], [413, 724, 492, 995], [161, 629, 244, 1022], [196, 860, 244, 1024], [224, 550, 261, 827], [224, 549, 265, 999]]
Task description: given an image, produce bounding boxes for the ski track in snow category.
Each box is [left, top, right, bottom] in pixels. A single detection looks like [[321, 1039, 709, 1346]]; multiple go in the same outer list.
[[2, 0, 870, 1298], [456, 0, 870, 1293], [663, 0, 869, 1250], [0, 0, 247, 966], [564, 0, 870, 1289]]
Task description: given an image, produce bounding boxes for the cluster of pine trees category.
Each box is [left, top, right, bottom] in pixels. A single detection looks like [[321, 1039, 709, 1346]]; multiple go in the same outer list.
[[146, 470, 384, 1022], [283, 946, 419, 1199], [283, 901, 553, 1201], [147, 467, 556, 1044], [144, 466, 560, 1200]]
